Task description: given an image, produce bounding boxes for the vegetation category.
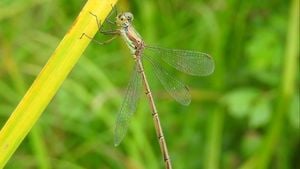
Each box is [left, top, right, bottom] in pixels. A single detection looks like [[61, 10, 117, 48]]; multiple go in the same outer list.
[[0, 0, 298, 169]]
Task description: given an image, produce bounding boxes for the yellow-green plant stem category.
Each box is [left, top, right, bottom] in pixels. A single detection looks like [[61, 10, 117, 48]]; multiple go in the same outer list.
[[240, 0, 299, 168], [0, 0, 118, 168], [255, 0, 299, 168]]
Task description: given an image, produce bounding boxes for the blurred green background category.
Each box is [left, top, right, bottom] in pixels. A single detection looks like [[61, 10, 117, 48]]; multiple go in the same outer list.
[[0, 0, 299, 169]]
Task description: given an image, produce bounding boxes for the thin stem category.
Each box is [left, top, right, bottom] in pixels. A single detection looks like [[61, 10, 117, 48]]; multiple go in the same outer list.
[[256, 0, 299, 168], [240, 0, 299, 168], [205, 108, 225, 169]]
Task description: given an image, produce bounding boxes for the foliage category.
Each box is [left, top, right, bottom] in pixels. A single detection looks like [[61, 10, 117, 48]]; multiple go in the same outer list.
[[0, 0, 298, 169]]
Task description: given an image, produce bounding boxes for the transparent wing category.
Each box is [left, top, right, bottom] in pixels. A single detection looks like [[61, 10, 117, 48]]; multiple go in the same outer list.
[[144, 54, 191, 106], [145, 45, 215, 76], [114, 64, 141, 146]]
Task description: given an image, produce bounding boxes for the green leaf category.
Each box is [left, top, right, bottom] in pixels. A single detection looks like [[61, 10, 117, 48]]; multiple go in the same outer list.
[[249, 98, 271, 128], [222, 88, 260, 118]]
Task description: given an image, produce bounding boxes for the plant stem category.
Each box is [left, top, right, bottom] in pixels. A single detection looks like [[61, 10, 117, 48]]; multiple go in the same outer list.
[[240, 0, 299, 168], [0, 0, 118, 167], [256, 0, 299, 168]]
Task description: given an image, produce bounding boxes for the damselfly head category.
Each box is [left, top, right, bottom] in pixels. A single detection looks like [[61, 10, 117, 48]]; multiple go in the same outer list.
[[116, 12, 134, 28]]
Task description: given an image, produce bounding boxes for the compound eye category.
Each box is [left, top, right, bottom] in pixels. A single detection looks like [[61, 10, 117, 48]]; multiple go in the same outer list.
[[118, 15, 125, 21], [127, 14, 134, 21]]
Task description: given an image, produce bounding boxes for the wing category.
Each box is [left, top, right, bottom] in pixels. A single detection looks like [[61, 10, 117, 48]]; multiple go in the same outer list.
[[145, 46, 215, 76], [144, 54, 191, 106], [114, 64, 141, 146]]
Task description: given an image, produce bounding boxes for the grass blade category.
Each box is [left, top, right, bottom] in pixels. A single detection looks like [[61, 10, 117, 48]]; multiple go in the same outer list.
[[0, 0, 118, 167]]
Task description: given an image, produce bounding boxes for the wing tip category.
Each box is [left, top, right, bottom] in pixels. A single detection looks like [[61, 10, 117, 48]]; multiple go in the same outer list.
[[199, 60, 215, 76], [114, 137, 121, 147], [183, 100, 191, 106], [179, 97, 191, 106]]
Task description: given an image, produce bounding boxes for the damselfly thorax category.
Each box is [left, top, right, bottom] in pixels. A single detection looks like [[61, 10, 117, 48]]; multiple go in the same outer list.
[[120, 26, 145, 59], [117, 12, 145, 59]]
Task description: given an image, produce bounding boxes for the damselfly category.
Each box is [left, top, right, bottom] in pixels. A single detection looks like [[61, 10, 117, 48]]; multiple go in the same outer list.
[[81, 11, 215, 169]]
